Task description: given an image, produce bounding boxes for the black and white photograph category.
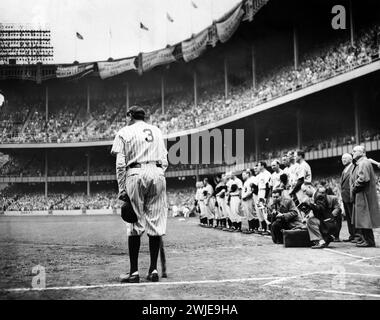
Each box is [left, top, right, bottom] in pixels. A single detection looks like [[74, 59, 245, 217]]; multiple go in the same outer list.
[[1, 0, 380, 304]]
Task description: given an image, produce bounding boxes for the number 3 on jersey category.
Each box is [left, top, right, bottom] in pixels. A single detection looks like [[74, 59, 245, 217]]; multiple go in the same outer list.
[[143, 129, 154, 142]]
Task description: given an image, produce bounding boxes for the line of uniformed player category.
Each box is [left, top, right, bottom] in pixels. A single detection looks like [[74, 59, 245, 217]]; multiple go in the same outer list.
[[195, 150, 312, 235]]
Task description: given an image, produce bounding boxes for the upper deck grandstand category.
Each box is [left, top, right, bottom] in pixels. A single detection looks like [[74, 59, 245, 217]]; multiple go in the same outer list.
[[0, 0, 379, 143]]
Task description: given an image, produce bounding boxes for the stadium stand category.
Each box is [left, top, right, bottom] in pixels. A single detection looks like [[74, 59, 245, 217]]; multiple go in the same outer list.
[[1, 0, 380, 215], [1, 23, 379, 143]]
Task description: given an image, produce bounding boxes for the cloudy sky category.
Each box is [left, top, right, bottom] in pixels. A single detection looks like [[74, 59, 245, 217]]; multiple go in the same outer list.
[[0, 0, 241, 63]]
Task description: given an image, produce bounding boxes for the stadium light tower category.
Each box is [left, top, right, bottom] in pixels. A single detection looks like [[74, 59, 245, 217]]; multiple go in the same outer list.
[[0, 23, 54, 65]]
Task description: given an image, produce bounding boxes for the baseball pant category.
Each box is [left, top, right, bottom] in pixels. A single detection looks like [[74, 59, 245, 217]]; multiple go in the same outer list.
[[229, 196, 242, 223], [218, 197, 230, 219], [242, 198, 255, 221], [205, 197, 215, 220], [124, 165, 167, 236], [199, 200, 206, 219]]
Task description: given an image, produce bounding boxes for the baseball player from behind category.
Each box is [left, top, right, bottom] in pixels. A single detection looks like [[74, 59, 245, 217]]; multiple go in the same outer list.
[[111, 106, 168, 283]]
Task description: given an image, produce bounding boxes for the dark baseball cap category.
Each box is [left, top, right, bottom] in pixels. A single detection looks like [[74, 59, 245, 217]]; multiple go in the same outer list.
[[126, 106, 146, 119]]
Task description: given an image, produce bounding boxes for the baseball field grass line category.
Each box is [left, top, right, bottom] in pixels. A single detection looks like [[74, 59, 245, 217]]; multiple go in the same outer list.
[[2, 276, 281, 293], [268, 284, 380, 299]]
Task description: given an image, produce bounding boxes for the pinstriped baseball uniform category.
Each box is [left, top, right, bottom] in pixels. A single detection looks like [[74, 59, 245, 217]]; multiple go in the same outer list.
[[111, 121, 168, 236]]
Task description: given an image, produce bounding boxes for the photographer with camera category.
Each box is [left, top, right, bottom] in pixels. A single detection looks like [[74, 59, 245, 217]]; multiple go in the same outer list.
[[301, 183, 342, 249], [269, 189, 304, 244]]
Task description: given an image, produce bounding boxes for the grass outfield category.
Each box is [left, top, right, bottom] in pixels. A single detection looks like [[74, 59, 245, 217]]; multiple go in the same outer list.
[[0, 214, 380, 300]]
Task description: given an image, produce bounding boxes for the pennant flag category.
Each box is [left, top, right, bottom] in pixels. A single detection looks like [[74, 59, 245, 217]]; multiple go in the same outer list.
[[166, 12, 174, 23], [140, 22, 149, 31], [191, 1, 198, 9], [76, 32, 84, 40]]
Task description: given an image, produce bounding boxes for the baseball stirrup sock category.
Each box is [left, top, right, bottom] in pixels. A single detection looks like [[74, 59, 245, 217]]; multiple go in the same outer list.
[[128, 235, 141, 274], [148, 236, 161, 274]]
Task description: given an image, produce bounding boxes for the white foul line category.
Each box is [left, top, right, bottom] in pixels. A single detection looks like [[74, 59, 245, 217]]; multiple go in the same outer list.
[[269, 284, 380, 299], [2, 276, 280, 293], [322, 248, 367, 260], [262, 271, 324, 287], [348, 256, 380, 266], [264, 271, 380, 287]]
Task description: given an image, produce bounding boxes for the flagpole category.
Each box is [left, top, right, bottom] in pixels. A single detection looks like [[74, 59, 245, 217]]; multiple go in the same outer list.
[[165, 0, 168, 45], [210, 0, 213, 23], [190, 4, 193, 36], [108, 28, 111, 58], [138, 9, 142, 53], [75, 35, 77, 62]]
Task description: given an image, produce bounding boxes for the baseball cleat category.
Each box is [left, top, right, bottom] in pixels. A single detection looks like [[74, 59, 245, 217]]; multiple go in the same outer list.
[[120, 273, 140, 283]]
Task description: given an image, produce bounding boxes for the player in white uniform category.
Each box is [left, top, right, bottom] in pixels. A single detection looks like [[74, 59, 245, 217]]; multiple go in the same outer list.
[[195, 181, 205, 224], [280, 155, 291, 198], [289, 150, 312, 208], [203, 178, 215, 227], [256, 161, 272, 235], [111, 106, 168, 283], [241, 169, 258, 233], [226, 172, 243, 231], [287, 151, 300, 191], [270, 160, 283, 191], [213, 174, 226, 228], [215, 174, 230, 229]]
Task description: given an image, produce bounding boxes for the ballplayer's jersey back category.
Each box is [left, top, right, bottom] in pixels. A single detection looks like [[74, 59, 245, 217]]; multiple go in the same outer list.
[[111, 121, 168, 168], [111, 121, 168, 237]]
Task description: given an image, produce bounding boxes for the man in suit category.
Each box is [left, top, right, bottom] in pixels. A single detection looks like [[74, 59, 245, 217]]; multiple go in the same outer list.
[[350, 146, 380, 247], [340, 153, 357, 242], [302, 184, 342, 249], [269, 189, 304, 244]]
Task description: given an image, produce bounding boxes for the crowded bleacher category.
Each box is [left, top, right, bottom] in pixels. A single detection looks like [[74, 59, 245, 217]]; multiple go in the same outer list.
[[1, 23, 379, 144]]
